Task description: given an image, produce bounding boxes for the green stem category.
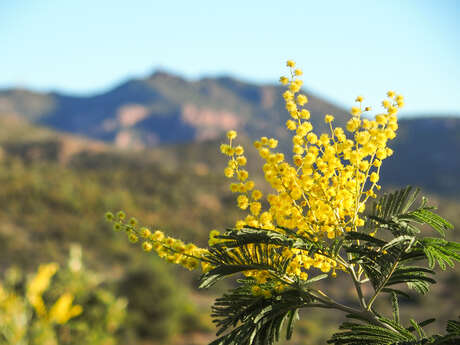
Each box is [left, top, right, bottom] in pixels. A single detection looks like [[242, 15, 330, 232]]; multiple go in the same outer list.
[[302, 288, 396, 331], [348, 265, 368, 309]]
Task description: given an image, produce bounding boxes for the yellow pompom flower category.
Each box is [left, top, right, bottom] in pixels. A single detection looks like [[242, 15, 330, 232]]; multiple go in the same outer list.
[[151, 230, 165, 241], [140, 227, 151, 238], [375, 114, 387, 125], [237, 195, 249, 210], [286, 60, 295, 67], [220, 144, 230, 155], [300, 109, 310, 119], [237, 170, 249, 181], [252, 190, 263, 200], [286, 120, 297, 131], [370, 172, 379, 183], [286, 101, 297, 113], [129, 233, 138, 243], [346, 118, 361, 132], [283, 90, 294, 101], [351, 106, 362, 117], [142, 242, 153, 252], [237, 156, 247, 166], [224, 167, 234, 178], [279, 76, 289, 85], [250, 202, 262, 216], [245, 180, 255, 191], [268, 138, 278, 148], [296, 94, 308, 106], [324, 114, 334, 123], [235, 145, 244, 156], [306, 132, 317, 144], [227, 130, 237, 140]]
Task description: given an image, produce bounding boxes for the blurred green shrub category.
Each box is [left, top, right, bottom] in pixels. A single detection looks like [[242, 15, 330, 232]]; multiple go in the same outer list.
[[118, 261, 207, 342]]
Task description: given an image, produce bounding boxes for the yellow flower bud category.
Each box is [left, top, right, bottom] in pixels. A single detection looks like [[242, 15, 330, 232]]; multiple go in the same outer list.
[[142, 242, 153, 252]]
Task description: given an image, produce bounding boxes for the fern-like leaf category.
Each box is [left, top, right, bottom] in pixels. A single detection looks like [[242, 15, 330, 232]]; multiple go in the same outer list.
[[366, 186, 453, 238], [200, 242, 292, 288], [419, 238, 460, 270], [327, 320, 416, 345], [210, 283, 312, 345]]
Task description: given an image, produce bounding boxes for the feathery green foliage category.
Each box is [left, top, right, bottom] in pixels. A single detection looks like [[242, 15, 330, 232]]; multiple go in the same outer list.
[[204, 187, 459, 344], [109, 186, 459, 345]]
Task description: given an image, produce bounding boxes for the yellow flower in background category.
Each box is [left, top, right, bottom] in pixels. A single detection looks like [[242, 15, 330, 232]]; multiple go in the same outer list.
[[1, 255, 126, 345], [27, 263, 58, 298], [26, 263, 59, 318], [25, 263, 83, 324], [49, 293, 83, 324]]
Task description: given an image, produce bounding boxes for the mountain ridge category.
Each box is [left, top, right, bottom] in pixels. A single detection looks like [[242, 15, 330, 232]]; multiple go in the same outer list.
[[0, 71, 459, 198], [0, 71, 357, 148], [1, 71, 458, 147]]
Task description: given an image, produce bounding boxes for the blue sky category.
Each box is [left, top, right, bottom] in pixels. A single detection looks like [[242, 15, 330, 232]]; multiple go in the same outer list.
[[1, 0, 459, 115]]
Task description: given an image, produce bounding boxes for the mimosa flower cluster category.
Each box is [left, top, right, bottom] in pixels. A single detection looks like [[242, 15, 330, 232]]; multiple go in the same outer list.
[[224, 61, 401, 237], [107, 60, 402, 297]]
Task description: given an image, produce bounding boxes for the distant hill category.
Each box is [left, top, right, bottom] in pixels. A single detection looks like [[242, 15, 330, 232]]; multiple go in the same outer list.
[[0, 72, 459, 198], [383, 117, 460, 198], [0, 72, 348, 148]]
